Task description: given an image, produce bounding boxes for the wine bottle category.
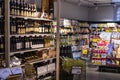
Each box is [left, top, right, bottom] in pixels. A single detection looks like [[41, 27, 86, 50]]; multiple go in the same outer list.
[[0, 0, 2, 15], [0, 18, 3, 34], [15, 0, 19, 16], [11, 0, 15, 15], [10, 36, 16, 52], [0, 37, 4, 52], [49, 0, 54, 19], [10, 18, 13, 34], [20, 0, 24, 16]]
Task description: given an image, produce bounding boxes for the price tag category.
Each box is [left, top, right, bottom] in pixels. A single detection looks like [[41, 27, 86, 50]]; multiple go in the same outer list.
[[71, 66, 81, 75], [82, 49, 88, 55]]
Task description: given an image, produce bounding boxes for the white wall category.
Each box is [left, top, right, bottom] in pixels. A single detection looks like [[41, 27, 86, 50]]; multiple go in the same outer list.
[[88, 6, 115, 21], [54, 1, 89, 20]]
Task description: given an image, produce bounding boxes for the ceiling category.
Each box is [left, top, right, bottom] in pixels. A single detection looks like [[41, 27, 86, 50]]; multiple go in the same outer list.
[[64, 0, 120, 7]]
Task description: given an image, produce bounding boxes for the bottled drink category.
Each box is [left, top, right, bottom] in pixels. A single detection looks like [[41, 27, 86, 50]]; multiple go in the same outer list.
[[49, 0, 54, 19], [0, 1, 2, 15], [0, 18, 4, 34], [0, 37, 4, 53], [0, 0, 4, 15]]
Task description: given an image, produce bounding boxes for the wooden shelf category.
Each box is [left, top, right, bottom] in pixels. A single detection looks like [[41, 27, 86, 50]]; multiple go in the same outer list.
[[10, 15, 53, 21], [21, 57, 56, 66], [30, 57, 56, 64], [92, 58, 106, 60], [10, 47, 50, 56], [10, 33, 55, 37]]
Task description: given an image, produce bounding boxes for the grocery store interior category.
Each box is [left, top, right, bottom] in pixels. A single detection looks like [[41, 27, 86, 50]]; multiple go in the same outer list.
[[1, 0, 120, 80]]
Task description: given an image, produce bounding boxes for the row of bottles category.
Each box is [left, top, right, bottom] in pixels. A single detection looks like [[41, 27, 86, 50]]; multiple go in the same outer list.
[[34, 58, 56, 79], [10, 18, 53, 34], [60, 45, 72, 58], [60, 35, 72, 46], [10, 35, 55, 52], [10, 0, 37, 17], [0, 18, 4, 34]]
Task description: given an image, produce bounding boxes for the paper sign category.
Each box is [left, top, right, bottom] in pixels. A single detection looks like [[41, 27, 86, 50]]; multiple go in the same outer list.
[[72, 66, 81, 75], [0, 68, 12, 79], [10, 67, 23, 75], [99, 32, 111, 41]]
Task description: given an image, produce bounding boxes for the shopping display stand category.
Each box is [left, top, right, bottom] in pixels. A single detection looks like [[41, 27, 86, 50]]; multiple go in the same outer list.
[[60, 57, 86, 80], [90, 22, 120, 73]]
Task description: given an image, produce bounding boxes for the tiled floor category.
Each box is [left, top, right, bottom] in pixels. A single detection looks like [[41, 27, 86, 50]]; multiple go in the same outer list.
[[86, 65, 120, 80]]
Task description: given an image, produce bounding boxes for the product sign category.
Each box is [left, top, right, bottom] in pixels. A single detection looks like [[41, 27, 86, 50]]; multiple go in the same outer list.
[[0, 68, 12, 79], [10, 67, 23, 75], [71, 66, 81, 75], [82, 49, 88, 55], [99, 32, 111, 42]]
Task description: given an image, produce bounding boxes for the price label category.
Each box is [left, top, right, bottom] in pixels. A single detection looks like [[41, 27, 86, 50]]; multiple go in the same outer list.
[[71, 66, 81, 75], [82, 49, 88, 55]]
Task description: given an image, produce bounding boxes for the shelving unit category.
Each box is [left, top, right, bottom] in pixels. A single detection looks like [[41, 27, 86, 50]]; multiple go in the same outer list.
[[90, 22, 120, 72], [10, 15, 54, 21], [0, 0, 60, 80]]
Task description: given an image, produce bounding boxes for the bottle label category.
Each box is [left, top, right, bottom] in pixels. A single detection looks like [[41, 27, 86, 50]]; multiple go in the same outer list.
[[1, 44, 3, 49], [16, 43, 19, 49], [11, 8, 14, 15]]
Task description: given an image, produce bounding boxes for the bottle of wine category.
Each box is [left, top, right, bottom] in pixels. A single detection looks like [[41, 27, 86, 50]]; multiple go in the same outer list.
[[49, 0, 54, 19], [0, 37, 4, 53], [15, 0, 19, 16], [10, 36, 15, 52], [10, 0, 15, 15], [0, 0, 2, 15], [11, 18, 16, 34]]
